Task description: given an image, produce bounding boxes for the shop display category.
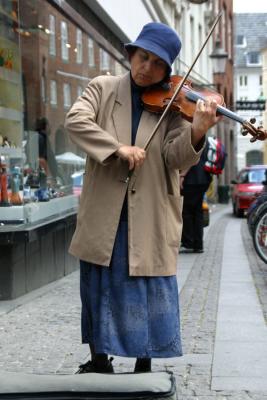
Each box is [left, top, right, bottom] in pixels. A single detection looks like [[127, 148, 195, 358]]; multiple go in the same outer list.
[[10, 165, 22, 205], [0, 156, 9, 206], [34, 168, 50, 202], [0, 134, 16, 148], [0, 0, 113, 225], [0, 151, 80, 223]]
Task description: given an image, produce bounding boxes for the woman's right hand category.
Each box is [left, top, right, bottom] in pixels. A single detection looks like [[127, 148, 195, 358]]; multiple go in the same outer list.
[[116, 145, 146, 170]]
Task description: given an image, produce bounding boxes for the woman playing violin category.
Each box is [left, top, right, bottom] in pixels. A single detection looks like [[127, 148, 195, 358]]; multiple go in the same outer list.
[[65, 22, 220, 374]]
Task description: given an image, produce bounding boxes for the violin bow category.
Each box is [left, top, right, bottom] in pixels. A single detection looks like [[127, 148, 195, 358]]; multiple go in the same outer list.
[[124, 11, 222, 185]]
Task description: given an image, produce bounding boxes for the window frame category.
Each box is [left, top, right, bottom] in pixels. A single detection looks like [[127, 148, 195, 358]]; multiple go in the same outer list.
[[76, 28, 83, 64], [235, 35, 246, 48], [61, 20, 69, 61], [50, 80, 57, 106], [88, 37, 95, 67], [99, 48, 110, 71], [77, 85, 83, 98], [63, 83, 71, 108], [246, 51, 261, 66], [49, 14, 56, 56]]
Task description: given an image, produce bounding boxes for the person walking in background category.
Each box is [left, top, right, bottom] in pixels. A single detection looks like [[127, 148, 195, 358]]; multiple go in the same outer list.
[[65, 22, 220, 374], [26, 117, 58, 183], [180, 142, 212, 254], [35, 117, 58, 181]]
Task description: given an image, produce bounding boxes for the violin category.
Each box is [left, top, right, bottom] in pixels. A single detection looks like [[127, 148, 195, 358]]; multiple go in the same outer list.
[[142, 75, 267, 142]]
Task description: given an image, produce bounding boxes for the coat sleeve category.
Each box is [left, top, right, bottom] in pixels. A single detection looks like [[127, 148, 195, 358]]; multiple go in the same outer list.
[[64, 77, 122, 164], [162, 112, 205, 171]]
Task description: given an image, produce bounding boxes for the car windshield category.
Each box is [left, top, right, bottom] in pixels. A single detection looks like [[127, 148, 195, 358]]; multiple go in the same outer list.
[[238, 169, 266, 184]]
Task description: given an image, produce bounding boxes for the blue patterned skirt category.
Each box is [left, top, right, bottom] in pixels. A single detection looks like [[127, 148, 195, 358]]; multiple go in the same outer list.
[[80, 218, 182, 358]]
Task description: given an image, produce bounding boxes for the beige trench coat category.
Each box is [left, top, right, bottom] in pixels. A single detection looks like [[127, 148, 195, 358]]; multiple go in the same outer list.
[[65, 72, 203, 276]]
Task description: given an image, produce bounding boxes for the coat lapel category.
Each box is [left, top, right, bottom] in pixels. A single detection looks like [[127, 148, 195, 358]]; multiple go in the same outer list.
[[135, 110, 159, 149], [112, 72, 159, 149], [112, 73, 132, 146]]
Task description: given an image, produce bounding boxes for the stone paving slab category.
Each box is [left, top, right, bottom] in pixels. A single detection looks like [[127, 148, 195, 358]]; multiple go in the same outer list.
[[212, 341, 267, 377], [218, 282, 264, 306], [212, 377, 267, 392], [215, 321, 267, 341], [211, 218, 267, 392], [217, 305, 264, 322]]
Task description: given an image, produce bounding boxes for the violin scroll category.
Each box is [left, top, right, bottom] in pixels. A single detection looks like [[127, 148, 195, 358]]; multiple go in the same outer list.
[[241, 119, 267, 142]]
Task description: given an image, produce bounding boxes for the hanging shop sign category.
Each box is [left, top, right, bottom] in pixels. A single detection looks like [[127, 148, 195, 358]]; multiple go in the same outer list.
[[235, 100, 266, 111]]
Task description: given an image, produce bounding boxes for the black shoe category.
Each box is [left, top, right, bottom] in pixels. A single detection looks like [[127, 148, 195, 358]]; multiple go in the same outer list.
[[76, 357, 114, 374], [179, 246, 194, 254], [134, 358, 151, 373], [194, 248, 204, 253]]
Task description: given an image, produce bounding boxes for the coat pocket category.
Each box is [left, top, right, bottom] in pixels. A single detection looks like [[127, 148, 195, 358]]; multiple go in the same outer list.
[[166, 195, 183, 247], [76, 166, 95, 225]]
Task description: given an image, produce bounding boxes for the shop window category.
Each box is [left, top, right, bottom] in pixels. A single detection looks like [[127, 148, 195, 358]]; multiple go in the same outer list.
[[63, 83, 71, 108], [88, 37, 95, 67], [50, 80, 57, 105], [100, 48, 110, 71], [61, 21, 69, 61], [0, 0, 127, 229], [76, 28, 83, 64], [49, 15, 56, 56]]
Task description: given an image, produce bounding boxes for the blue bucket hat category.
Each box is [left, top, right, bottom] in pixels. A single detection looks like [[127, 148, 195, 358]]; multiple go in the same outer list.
[[125, 22, 181, 71]]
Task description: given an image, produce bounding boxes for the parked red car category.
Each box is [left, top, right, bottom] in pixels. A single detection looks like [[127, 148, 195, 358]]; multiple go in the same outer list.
[[231, 165, 267, 217]]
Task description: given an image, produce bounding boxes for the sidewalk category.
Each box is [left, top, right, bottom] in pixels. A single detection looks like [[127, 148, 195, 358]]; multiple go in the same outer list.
[[0, 204, 267, 399]]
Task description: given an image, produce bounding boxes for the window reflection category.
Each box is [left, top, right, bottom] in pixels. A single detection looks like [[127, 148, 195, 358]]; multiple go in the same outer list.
[[100, 48, 110, 71], [88, 37, 95, 67], [49, 14, 56, 56], [61, 21, 69, 61], [0, 0, 127, 225], [76, 28, 83, 64]]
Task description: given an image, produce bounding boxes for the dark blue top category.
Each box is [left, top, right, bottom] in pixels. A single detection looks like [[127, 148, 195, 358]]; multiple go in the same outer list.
[[131, 79, 145, 144], [120, 78, 145, 221]]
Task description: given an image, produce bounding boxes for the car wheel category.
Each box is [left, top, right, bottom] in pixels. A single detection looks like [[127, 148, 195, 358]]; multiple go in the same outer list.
[[234, 203, 243, 218]]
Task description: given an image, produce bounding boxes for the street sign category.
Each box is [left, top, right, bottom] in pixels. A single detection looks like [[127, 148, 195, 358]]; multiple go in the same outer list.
[[235, 100, 266, 111]]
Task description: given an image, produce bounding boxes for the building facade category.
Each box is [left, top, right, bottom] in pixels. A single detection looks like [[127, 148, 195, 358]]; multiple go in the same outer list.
[[210, 0, 234, 190], [0, 0, 234, 299], [233, 13, 267, 171]]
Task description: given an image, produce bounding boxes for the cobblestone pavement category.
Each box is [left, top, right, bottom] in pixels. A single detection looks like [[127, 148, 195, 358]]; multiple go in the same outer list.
[[0, 205, 267, 399]]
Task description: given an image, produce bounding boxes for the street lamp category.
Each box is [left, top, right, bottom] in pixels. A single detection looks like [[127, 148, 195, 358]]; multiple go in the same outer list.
[[209, 37, 228, 74]]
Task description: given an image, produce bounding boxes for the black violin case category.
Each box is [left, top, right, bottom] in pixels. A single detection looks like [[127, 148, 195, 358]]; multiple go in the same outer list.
[[0, 371, 177, 400]]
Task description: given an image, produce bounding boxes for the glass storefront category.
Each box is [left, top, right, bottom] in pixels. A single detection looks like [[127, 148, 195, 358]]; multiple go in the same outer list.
[[0, 0, 127, 225]]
